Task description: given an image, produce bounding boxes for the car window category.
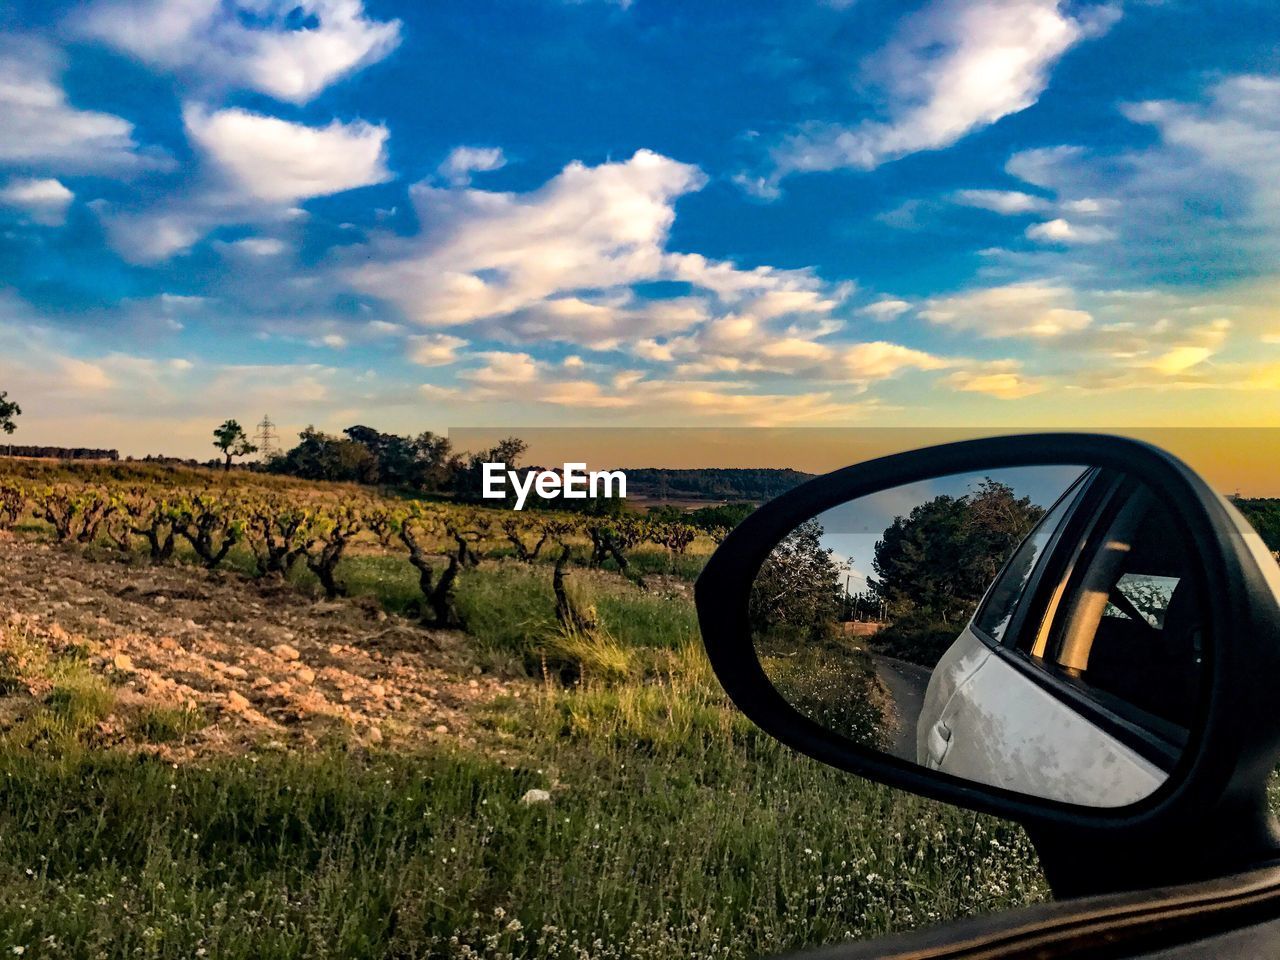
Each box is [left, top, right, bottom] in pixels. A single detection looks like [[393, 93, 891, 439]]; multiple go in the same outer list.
[[1046, 486, 1205, 732], [972, 472, 1088, 643]]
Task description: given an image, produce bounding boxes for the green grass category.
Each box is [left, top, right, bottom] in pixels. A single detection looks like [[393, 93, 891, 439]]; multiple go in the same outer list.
[[0, 518, 1051, 958], [0, 703, 1046, 960], [128, 704, 209, 744]]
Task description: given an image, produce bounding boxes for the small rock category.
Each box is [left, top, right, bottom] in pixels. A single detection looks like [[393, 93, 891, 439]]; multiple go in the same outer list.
[[368, 683, 386, 698], [271, 643, 300, 661], [112, 653, 135, 672], [433, 724, 449, 734], [226, 691, 251, 711], [222, 665, 250, 680], [252, 676, 273, 689], [294, 667, 316, 685], [520, 788, 551, 806], [365, 726, 384, 744], [471, 666, 482, 675]]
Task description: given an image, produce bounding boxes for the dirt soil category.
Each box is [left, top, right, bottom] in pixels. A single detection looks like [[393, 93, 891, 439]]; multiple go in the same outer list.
[[0, 534, 524, 759]]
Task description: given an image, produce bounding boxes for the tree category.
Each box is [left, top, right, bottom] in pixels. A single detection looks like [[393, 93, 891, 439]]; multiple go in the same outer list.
[[749, 518, 845, 644], [871, 479, 1045, 626], [266, 426, 376, 483], [212, 420, 257, 472], [453, 436, 529, 501], [0, 391, 20, 436]]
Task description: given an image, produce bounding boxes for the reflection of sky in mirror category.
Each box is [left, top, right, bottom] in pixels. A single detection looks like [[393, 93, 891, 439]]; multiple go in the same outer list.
[[814, 466, 1088, 594]]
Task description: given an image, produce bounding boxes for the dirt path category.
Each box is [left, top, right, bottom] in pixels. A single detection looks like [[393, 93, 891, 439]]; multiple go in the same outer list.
[[870, 654, 932, 762], [0, 533, 524, 758]]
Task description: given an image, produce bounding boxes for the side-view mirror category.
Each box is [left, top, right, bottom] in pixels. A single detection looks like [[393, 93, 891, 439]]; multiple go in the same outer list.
[[695, 434, 1280, 898]]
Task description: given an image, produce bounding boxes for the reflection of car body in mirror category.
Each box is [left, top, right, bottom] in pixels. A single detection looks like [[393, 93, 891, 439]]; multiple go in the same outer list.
[[917, 469, 1204, 808]]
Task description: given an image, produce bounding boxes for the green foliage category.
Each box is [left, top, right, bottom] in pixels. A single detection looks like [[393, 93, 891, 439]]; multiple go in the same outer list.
[[0, 730, 1046, 959], [212, 419, 257, 471], [750, 518, 845, 644], [872, 479, 1044, 626], [128, 704, 208, 743], [687, 501, 755, 532], [266, 425, 379, 483], [0, 390, 20, 436], [1233, 497, 1280, 553]]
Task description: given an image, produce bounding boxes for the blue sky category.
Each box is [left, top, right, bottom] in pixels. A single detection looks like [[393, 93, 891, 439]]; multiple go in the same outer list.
[[1, 0, 1279, 457]]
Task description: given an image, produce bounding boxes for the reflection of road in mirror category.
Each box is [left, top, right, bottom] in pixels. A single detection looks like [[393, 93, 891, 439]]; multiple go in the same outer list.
[[750, 464, 1203, 809], [867, 652, 932, 763]]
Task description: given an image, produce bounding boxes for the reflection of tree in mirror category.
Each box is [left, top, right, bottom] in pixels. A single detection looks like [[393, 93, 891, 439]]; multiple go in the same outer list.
[[750, 519, 844, 643], [870, 480, 1045, 667], [752, 519, 886, 747]]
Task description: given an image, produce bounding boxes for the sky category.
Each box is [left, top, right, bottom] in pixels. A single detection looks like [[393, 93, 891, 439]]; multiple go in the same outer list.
[[2, 0, 1280, 460]]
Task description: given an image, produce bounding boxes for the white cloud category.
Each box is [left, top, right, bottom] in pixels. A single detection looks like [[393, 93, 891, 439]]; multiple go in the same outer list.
[[0, 40, 165, 173], [409, 333, 468, 367], [436, 349, 883, 424], [79, 0, 402, 105], [56, 357, 114, 391], [952, 189, 1050, 215], [840, 342, 953, 378], [765, 0, 1117, 182], [921, 282, 1092, 338], [0, 177, 74, 225], [439, 146, 507, 186], [350, 150, 710, 326], [1025, 217, 1115, 244], [1123, 75, 1280, 233], [944, 361, 1046, 398], [857, 298, 912, 321], [222, 236, 289, 257], [100, 106, 390, 262], [185, 106, 390, 203]]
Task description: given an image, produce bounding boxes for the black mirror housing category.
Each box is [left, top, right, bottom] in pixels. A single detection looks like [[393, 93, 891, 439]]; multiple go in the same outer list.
[[695, 434, 1280, 897]]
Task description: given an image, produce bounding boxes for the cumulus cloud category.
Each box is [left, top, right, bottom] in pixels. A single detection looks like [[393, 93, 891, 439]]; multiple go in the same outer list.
[[1024, 217, 1115, 244], [944, 361, 1046, 398], [434, 349, 882, 424], [761, 0, 1117, 185], [101, 106, 390, 262], [409, 334, 469, 367], [438, 146, 507, 186], [185, 106, 391, 203], [857, 298, 912, 321], [921, 282, 1092, 338], [79, 0, 402, 104], [952, 189, 1051, 215], [0, 40, 166, 173], [349, 150, 720, 327], [0, 177, 74, 225]]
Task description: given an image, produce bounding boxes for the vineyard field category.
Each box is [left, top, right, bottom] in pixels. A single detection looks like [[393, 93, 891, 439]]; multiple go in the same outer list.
[[0, 459, 1049, 959]]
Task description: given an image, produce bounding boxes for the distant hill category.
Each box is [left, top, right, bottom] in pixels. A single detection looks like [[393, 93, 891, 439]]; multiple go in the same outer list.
[[623, 467, 814, 503], [1, 445, 119, 461]]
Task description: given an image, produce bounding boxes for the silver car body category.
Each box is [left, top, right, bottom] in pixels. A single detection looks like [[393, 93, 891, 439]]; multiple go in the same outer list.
[[917, 625, 1165, 807]]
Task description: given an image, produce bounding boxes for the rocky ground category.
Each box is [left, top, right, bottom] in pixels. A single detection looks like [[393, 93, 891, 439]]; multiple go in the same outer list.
[[0, 533, 523, 759]]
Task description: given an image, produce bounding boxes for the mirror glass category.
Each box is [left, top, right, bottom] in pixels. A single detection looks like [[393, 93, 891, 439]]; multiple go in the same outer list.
[[750, 465, 1206, 808]]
